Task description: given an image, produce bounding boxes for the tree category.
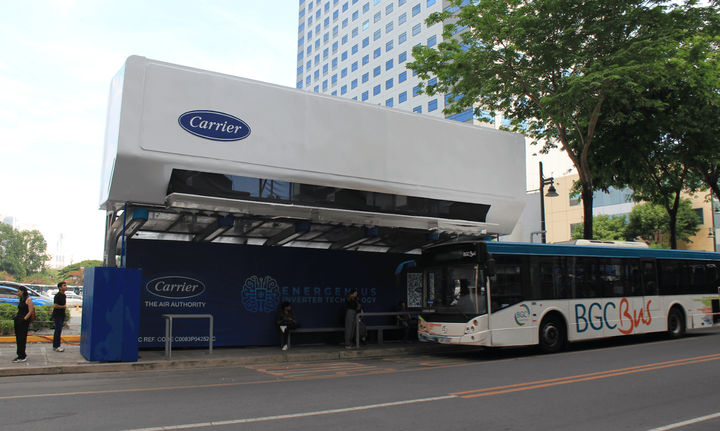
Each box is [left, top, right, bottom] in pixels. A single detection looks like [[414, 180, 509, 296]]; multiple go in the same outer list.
[[571, 214, 628, 241], [408, 0, 709, 240], [589, 15, 719, 248], [0, 223, 50, 279], [58, 260, 103, 285], [624, 200, 701, 248]]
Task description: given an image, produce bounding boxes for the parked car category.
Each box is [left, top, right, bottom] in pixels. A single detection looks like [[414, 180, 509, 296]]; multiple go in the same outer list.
[[64, 291, 83, 307], [0, 281, 53, 306]]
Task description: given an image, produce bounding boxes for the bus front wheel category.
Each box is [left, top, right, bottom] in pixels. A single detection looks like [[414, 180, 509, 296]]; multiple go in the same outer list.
[[667, 308, 685, 339], [539, 316, 566, 354]]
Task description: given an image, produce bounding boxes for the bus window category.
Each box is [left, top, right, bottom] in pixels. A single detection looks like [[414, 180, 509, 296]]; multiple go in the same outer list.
[[489, 257, 523, 312]]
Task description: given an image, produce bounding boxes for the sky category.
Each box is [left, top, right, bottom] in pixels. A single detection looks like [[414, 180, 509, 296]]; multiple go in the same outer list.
[[0, 0, 299, 264]]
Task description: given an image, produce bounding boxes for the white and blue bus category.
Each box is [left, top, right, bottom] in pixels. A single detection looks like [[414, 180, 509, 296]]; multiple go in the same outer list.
[[417, 241, 720, 353]]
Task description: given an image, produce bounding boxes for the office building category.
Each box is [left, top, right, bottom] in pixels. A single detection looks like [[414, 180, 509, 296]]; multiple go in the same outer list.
[[296, 0, 457, 118]]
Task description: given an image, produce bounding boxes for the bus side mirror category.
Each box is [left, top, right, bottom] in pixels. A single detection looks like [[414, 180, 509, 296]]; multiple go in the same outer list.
[[486, 258, 496, 277]]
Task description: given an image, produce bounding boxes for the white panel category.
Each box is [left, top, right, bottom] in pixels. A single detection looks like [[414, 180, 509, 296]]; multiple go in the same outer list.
[[102, 56, 527, 234]]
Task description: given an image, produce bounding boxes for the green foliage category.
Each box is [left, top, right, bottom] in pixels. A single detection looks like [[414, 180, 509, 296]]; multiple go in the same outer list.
[[571, 215, 628, 241], [409, 0, 718, 240], [0, 223, 50, 280], [58, 260, 102, 283], [0, 303, 68, 335], [625, 199, 701, 248]]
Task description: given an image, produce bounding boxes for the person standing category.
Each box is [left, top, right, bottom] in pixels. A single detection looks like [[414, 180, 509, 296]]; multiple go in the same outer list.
[[13, 285, 34, 363], [53, 281, 68, 352], [344, 290, 360, 348], [276, 301, 301, 351]]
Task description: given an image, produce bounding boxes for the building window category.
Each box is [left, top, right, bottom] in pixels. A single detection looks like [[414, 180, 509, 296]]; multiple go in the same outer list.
[[413, 85, 421, 96], [352, 27, 359, 37], [306, 76, 312, 85], [297, 66, 304, 75], [427, 35, 436, 47], [341, 85, 347, 94], [362, 90, 369, 101], [428, 77, 437, 87], [399, 91, 407, 103], [399, 0, 406, 5], [399, 32, 407, 44], [298, 37, 305, 46], [363, 2, 370, 13], [569, 193, 580, 206], [353, 10, 358, 20], [373, 84, 381, 95], [323, 80, 328, 90], [323, 64, 329, 73], [386, 97, 394, 107], [363, 37, 370, 47], [363, 19, 370, 30], [694, 208, 705, 224], [386, 22, 394, 33], [324, 17, 330, 27], [362, 54, 369, 65], [374, 29, 381, 40], [333, 25, 339, 36], [386, 78, 393, 89], [362, 72, 369, 83], [386, 40, 394, 51], [332, 74, 338, 84], [341, 67, 348, 77], [332, 41, 338, 52], [342, 18, 348, 28], [412, 23, 421, 36], [333, 10, 339, 19], [386, 58, 394, 70], [352, 44, 359, 54], [341, 51, 348, 61], [351, 61, 358, 71], [427, 0, 436, 6], [399, 12, 406, 25], [398, 71, 407, 82], [386, 3, 393, 14], [412, 4, 421, 16], [343, 2, 349, 12], [373, 66, 381, 76], [428, 99, 438, 111], [413, 105, 422, 113], [297, 81, 303, 89], [342, 34, 348, 44], [374, 48, 381, 58], [323, 47, 329, 58], [399, 51, 407, 63], [351, 79, 358, 89], [298, 51, 304, 61], [374, 12, 381, 23], [324, 32, 329, 42], [299, 23, 306, 33], [314, 70, 320, 79]]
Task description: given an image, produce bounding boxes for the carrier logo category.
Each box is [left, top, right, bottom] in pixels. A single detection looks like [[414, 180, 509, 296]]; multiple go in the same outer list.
[[178, 110, 251, 141], [146, 276, 206, 299], [241, 276, 281, 313], [515, 304, 530, 326]]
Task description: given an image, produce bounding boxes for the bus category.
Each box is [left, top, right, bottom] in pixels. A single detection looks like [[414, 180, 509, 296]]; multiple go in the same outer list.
[[416, 241, 720, 353]]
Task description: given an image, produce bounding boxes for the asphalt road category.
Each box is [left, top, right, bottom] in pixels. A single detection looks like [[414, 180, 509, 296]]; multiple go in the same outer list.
[[3, 328, 720, 431]]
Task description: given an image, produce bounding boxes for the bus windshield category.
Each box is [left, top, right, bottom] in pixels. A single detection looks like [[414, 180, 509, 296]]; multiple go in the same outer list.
[[425, 264, 487, 321]]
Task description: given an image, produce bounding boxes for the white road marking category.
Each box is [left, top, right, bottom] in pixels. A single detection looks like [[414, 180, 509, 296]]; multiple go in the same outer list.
[[125, 395, 457, 430], [647, 412, 720, 431]]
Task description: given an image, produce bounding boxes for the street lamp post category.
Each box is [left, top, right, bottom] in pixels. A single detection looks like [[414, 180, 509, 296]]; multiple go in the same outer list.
[[539, 161, 559, 244]]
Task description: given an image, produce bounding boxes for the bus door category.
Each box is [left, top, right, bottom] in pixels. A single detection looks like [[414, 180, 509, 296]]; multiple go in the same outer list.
[[636, 258, 662, 333]]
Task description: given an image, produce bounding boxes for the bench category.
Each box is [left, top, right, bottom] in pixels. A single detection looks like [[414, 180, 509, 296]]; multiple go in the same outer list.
[[282, 311, 416, 348]]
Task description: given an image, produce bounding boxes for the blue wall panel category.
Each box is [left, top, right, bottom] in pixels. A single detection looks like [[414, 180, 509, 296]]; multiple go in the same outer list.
[[127, 241, 408, 348], [80, 267, 141, 362]]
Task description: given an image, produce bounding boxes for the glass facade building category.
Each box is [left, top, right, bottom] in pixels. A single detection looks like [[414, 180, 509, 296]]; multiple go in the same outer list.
[[296, 0, 445, 118]]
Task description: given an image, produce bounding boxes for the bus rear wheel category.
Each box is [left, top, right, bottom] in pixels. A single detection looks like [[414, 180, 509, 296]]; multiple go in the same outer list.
[[539, 316, 565, 354], [667, 308, 685, 339]]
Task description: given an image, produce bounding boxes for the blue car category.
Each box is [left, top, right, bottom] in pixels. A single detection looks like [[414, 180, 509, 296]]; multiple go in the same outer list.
[[0, 281, 53, 307]]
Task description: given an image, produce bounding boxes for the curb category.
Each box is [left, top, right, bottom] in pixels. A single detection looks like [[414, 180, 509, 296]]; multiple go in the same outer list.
[[0, 345, 464, 378], [0, 335, 81, 343]]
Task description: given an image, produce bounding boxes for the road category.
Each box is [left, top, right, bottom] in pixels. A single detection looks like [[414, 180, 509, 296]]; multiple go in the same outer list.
[[3, 328, 720, 431]]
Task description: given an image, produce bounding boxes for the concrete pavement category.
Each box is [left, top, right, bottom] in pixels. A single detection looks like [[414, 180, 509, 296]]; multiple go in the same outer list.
[[0, 309, 462, 377]]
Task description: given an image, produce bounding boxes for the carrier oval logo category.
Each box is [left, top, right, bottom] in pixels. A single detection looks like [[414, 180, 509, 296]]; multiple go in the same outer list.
[[146, 276, 206, 300], [178, 110, 251, 141]]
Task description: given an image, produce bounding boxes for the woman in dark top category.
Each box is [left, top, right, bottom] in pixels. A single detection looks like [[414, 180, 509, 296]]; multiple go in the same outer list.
[[13, 285, 34, 363], [344, 290, 360, 348]]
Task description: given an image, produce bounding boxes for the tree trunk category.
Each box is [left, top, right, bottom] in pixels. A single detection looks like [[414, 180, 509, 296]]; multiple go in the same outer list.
[[581, 182, 594, 239]]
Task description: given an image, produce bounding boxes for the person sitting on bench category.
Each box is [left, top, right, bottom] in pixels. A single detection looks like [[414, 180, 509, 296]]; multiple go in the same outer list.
[[276, 301, 301, 351]]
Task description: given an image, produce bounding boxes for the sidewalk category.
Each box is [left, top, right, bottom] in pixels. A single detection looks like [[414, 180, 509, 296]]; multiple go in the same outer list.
[[0, 310, 461, 377]]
